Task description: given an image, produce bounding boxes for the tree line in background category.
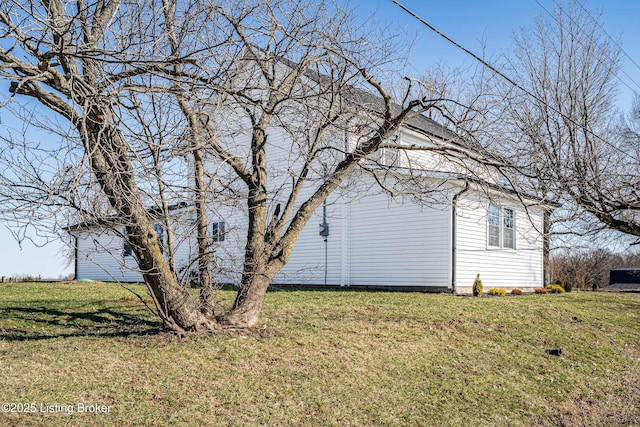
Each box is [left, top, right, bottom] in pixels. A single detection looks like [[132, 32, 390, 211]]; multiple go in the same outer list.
[[548, 248, 640, 290]]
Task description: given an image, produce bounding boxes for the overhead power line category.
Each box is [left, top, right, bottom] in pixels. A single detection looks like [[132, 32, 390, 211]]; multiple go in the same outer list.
[[535, 0, 640, 96], [574, 0, 640, 83], [390, 0, 638, 163]]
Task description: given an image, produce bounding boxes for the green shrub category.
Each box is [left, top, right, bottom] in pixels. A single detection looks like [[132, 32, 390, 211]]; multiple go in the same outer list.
[[562, 277, 572, 293], [487, 288, 507, 296], [592, 279, 600, 292], [535, 288, 548, 294], [511, 288, 523, 295], [472, 273, 483, 297], [546, 284, 565, 294]]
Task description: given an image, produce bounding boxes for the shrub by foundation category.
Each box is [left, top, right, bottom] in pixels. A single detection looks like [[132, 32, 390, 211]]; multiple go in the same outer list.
[[487, 288, 507, 296], [511, 288, 523, 295], [535, 288, 548, 294], [546, 284, 565, 293], [473, 273, 483, 297]]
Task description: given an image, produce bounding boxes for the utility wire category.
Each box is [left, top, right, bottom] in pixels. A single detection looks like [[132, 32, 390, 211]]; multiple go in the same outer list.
[[574, 0, 640, 81], [390, 0, 638, 163], [536, 0, 640, 95]]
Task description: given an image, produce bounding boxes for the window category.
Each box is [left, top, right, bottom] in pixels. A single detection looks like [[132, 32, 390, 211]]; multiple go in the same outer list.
[[153, 223, 165, 254], [123, 228, 132, 257], [212, 221, 226, 242], [487, 204, 515, 249]]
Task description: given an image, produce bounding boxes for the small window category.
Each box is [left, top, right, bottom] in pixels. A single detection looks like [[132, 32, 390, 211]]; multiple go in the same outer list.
[[153, 223, 165, 254], [123, 228, 132, 257], [488, 204, 500, 247], [487, 204, 516, 249], [212, 221, 226, 242]]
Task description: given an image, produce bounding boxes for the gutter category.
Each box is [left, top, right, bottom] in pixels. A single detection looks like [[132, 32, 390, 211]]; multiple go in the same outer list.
[[451, 180, 470, 294]]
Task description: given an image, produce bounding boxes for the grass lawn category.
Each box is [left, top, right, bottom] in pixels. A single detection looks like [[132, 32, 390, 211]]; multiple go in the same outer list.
[[0, 282, 638, 426]]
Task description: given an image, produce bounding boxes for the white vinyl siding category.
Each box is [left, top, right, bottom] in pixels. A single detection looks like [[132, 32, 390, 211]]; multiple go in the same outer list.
[[74, 210, 203, 283], [275, 184, 452, 288], [72, 118, 548, 293], [456, 193, 544, 291], [76, 229, 143, 282]]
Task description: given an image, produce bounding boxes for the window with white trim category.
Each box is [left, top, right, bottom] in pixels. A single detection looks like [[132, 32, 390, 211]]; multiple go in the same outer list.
[[487, 204, 516, 249], [212, 221, 226, 242]]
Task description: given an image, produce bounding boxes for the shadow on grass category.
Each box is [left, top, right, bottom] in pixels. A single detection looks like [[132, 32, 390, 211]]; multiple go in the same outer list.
[[0, 305, 163, 341]]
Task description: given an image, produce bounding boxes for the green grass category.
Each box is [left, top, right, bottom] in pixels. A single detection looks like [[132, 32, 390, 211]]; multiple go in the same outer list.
[[0, 282, 639, 426]]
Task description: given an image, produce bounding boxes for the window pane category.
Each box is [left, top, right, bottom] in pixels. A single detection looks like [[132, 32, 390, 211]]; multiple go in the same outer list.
[[488, 204, 500, 225], [503, 209, 515, 248], [153, 224, 164, 254], [503, 228, 514, 249], [503, 209, 514, 229], [123, 228, 132, 257], [488, 204, 500, 247], [489, 225, 500, 247]]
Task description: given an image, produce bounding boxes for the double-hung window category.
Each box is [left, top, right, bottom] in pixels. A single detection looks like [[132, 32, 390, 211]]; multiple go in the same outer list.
[[487, 204, 515, 249]]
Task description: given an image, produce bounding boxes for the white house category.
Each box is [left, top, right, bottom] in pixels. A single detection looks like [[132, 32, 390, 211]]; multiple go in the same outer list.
[[69, 112, 555, 294], [68, 50, 557, 293]]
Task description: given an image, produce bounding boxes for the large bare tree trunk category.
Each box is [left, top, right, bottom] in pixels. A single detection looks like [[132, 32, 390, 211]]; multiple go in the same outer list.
[[161, 0, 215, 314], [217, 268, 273, 328], [194, 147, 215, 315], [126, 221, 210, 331], [82, 111, 211, 332]]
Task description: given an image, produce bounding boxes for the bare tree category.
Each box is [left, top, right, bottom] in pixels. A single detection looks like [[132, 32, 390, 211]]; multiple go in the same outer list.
[[1, 0, 482, 331], [492, 1, 640, 245], [548, 247, 640, 289]]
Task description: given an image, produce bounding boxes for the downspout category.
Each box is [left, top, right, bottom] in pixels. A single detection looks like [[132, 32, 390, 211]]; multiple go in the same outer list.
[[451, 180, 469, 294], [74, 234, 79, 280], [320, 199, 330, 285], [543, 209, 551, 286]]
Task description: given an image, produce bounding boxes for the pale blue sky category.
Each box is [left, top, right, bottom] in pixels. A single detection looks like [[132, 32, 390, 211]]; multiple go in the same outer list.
[[1, 0, 639, 278]]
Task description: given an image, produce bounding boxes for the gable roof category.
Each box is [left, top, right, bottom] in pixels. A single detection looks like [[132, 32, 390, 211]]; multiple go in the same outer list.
[[270, 54, 461, 141], [274, 54, 557, 208]]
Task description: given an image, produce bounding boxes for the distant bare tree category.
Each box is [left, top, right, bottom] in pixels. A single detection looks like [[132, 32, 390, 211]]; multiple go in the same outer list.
[[548, 248, 640, 289], [1, 0, 485, 331], [492, 1, 640, 245]]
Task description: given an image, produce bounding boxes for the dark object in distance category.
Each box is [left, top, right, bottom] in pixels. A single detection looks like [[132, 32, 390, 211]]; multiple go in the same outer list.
[[546, 348, 562, 356], [609, 268, 640, 287]]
